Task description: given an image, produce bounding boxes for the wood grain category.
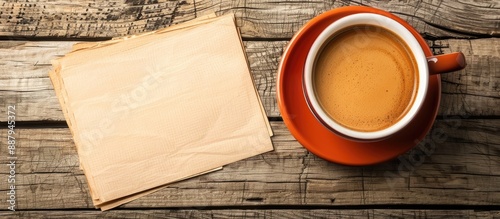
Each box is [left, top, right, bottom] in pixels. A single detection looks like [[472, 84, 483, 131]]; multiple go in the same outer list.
[[0, 0, 498, 216], [0, 120, 498, 209], [0, 0, 499, 39], [0, 209, 499, 219], [0, 38, 499, 121]]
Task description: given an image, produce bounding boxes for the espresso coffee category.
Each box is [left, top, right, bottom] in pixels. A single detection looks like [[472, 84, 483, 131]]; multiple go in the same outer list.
[[313, 25, 418, 132]]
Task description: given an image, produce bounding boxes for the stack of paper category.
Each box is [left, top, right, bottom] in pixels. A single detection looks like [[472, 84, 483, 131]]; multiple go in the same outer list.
[[49, 14, 274, 210]]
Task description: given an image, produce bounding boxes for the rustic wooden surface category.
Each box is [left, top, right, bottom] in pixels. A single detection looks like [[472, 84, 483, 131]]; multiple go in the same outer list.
[[0, 0, 499, 218], [1, 210, 499, 218]]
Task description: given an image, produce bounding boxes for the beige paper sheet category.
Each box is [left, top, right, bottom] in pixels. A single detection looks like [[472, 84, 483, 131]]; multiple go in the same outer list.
[[49, 14, 273, 210], [51, 16, 227, 210]]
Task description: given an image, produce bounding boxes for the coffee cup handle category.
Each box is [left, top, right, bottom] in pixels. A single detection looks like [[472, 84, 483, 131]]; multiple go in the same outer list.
[[427, 52, 467, 75]]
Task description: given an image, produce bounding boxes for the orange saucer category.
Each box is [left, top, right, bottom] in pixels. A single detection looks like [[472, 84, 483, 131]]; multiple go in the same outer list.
[[276, 6, 441, 166]]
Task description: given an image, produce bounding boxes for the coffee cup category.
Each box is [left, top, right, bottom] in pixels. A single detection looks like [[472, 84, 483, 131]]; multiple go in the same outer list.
[[303, 12, 466, 141]]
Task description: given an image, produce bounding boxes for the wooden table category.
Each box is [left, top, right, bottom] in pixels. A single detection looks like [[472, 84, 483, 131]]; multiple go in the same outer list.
[[0, 0, 499, 218]]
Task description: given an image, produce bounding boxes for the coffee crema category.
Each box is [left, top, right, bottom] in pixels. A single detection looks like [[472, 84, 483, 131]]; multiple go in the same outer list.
[[313, 25, 418, 132]]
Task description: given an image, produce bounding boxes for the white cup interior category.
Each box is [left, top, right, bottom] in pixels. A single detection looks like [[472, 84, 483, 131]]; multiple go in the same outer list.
[[304, 13, 429, 140]]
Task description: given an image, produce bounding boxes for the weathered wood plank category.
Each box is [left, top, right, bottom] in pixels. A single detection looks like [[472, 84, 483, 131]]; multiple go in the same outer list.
[[0, 41, 74, 122], [433, 39, 500, 117], [0, 0, 498, 39], [1, 209, 499, 219], [0, 120, 498, 209], [181, 0, 500, 39], [0, 38, 498, 121]]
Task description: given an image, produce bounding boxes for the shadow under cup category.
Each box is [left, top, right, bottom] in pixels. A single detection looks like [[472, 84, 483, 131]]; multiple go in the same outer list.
[[303, 13, 430, 141]]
